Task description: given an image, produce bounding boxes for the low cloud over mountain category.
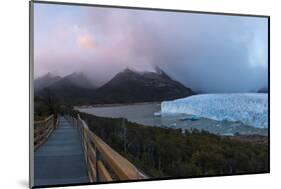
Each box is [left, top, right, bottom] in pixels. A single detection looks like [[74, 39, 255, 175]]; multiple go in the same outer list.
[[34, 4, 268, 93]]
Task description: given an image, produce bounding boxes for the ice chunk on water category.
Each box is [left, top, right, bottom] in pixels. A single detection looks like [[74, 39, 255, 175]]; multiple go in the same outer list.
[[153, 112, 161, 116], [161, 93, 268, 128]]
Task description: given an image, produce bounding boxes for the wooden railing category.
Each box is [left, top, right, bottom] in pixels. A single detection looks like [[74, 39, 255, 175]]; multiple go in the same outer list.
[[67, 115, 147, 182], [34, 115, 57, 150]]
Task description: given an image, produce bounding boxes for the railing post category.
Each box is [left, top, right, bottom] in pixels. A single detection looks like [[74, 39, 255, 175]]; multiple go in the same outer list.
[[96, 149, 101, 182], [84, 129, 88, 165]]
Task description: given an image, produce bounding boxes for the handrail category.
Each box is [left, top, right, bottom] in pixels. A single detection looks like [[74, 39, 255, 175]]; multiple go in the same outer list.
[[34, 115, 57, 150], [68, 114, 147, 182], [34, 115, 54, 125]]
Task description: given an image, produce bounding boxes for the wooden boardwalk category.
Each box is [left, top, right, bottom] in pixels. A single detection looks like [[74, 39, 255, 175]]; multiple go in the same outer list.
[[34, 116, 89, 186]]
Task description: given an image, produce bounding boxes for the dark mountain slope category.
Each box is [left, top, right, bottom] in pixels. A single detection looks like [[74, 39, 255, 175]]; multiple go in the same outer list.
[[35, 69, 193, 105], [34, 73, 61, 91], [257, 86, 268, 93], [35, 72, 95, 104], [90, 68, 193, 104]]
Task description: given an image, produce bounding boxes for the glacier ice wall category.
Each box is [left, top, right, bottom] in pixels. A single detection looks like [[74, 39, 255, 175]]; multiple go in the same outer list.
[[161, 93, 268, 128]]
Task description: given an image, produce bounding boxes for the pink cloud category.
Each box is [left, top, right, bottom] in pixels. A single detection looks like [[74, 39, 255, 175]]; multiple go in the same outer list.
[[76, 34, 97, 50]]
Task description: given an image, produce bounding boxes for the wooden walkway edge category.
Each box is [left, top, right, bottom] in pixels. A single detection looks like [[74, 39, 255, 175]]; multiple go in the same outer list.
[[34, 116, 89, 186]]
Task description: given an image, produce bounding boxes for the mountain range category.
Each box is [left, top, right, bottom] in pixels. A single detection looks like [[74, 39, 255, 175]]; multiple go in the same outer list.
[[257, 86, 268, 93], [34, 68, 193, 105]]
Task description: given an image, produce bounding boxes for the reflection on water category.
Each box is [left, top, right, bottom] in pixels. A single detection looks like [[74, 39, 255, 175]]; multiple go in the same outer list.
[[77, 103, 267, 136]]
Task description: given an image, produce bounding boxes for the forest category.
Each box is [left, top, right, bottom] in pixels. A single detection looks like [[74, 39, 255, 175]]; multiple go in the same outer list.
[[69, 110, 268, 178]]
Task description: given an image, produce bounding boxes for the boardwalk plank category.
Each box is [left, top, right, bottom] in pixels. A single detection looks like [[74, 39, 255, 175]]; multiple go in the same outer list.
[[34, 116, 89, 186]]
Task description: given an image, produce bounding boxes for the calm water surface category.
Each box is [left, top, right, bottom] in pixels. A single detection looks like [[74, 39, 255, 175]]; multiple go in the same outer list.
[[77, 103, 267, 136]]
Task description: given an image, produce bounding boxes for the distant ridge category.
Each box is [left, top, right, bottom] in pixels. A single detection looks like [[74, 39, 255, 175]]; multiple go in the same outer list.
[[50, 72, 95, 89], [257, 86, 268, 93], [35, 68, 194, 105], [34, 72, 61, 91]]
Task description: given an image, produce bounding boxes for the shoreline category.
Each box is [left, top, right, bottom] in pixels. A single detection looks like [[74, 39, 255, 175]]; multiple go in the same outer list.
[[75, 101, 161, 109], [74, 100, 268, 137], [76, 111, 268, 137]]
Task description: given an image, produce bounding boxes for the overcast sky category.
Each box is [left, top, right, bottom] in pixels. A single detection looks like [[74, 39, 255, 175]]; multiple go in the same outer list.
[[34, 3, 268, 93]]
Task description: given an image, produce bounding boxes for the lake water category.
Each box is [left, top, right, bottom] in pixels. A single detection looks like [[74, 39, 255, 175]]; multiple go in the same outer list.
[[77, 103, 267, 136]]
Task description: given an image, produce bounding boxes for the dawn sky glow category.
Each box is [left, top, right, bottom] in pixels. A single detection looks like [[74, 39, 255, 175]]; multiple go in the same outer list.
[[34, 3, 268, 93]]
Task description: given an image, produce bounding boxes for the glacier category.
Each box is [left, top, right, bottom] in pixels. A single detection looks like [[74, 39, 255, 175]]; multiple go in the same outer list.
[[161, 93, 268, 128]]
